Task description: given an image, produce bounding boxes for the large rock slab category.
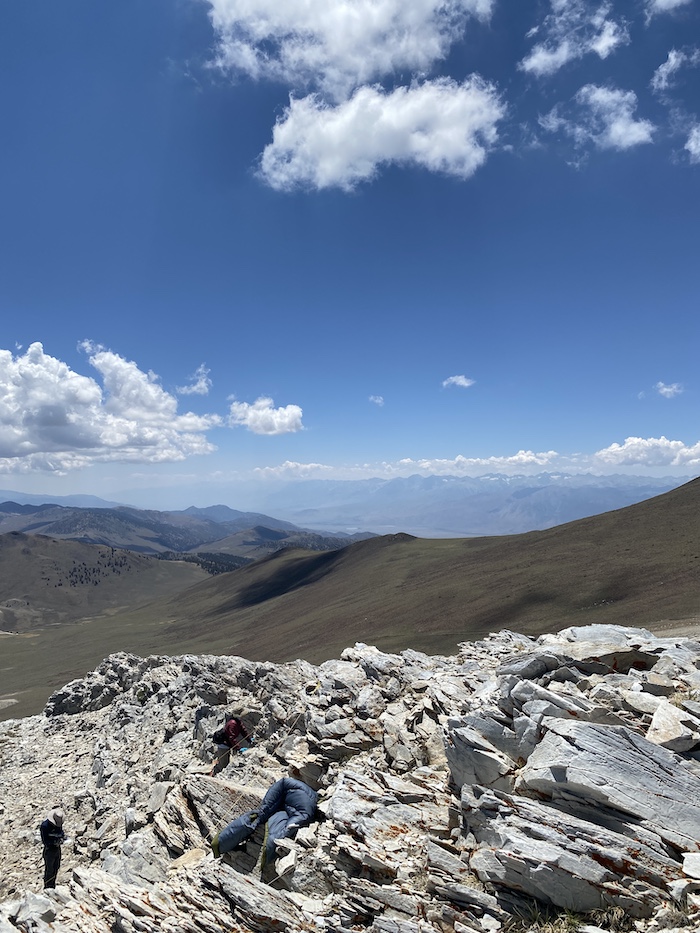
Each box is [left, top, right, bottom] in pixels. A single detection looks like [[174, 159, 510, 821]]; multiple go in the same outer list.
[[516, 719, 700, 853], [463, 785, 684, 916]]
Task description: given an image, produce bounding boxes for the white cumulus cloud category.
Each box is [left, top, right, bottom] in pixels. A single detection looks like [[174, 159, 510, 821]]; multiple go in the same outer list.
[[398, 450, 559, 474], [521, 0, 629, 77], [245, 441, 699, 485], [254, 460, 334, 478], [259, 78, 505, 191], [206, 0, 492, 101], [655, 380, 684, 397], [542, 84, 655, 151], [0, 342, 221, 474], [228, 396, 304, 434], [594, 435, 700, 467], [442, 374, 476, 388], [369, 395, 385, 406], [252, 450, 561, 481], [177, 364, 212, 396]]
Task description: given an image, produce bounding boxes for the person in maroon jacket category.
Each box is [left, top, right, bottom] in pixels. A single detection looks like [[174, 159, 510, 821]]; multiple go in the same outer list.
[[211, 713, 251, 775]]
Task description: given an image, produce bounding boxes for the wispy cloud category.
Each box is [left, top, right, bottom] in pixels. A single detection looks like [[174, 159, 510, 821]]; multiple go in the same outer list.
[[646, 0, 694, 19], [369, 395, 385, 407], [253, 450, 560, 480], [655, 380, 684, 398], [396, 450, 558, 473], [228, 396, 304, 434], [541, 84, 655, 151], [177, 364, 212, 396], [521, 0, 629, 77], [0, 342, 220, 473], [442, 374, 476, 388], [650, 47, 700, 93], [252, 436, 700, 482], [685, 125, 700, 163], [259, 78, 505, 191]]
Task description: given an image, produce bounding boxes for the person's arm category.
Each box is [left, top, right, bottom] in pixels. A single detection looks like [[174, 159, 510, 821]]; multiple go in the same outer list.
[[41, 822, 65, 845]]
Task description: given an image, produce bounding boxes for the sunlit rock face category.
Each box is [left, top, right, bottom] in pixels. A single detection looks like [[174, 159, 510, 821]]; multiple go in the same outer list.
[[3, 624, 700, 931]]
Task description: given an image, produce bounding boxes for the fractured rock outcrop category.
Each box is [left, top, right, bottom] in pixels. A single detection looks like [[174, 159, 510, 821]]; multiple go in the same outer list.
[[2, 624, 700, 931]]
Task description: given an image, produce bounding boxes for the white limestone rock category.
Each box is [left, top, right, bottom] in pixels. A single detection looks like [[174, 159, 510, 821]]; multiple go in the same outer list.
[[463, 786, 683, 917], [646, 700, 700, 752], [516, 719, 700, 852], [5, 625, 700, 932]]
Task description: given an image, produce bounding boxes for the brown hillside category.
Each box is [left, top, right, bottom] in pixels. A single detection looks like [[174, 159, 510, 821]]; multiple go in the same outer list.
[[157, 476, 700, 661], [0, 532, 208, 632], [2, 478, 698, 720]]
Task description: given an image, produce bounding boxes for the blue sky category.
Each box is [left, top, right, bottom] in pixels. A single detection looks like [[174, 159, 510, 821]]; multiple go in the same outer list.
[[0, 0, 698, 509]]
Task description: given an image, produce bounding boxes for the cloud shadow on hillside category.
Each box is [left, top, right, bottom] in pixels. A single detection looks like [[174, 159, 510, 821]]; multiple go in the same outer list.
[[220, 549, 346, 611]]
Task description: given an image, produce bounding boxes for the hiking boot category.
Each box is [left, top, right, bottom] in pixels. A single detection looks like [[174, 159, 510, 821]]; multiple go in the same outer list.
[[211, 834, 221, 859]]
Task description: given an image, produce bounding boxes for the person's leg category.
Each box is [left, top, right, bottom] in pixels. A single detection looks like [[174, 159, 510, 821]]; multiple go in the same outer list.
[[43, 847, 60, 888], [264, 811, 289, 866], [211, 745, 231, 775], [217, 811, 258, 855]]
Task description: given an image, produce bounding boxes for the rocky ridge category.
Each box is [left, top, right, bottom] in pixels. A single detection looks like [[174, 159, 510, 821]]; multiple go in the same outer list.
[[3, 624, 700, 931]]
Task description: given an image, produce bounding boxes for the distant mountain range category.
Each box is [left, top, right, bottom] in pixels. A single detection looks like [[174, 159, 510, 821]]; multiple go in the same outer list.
[[0, 500, 372, 562], [254, 471, 693, 535], [0, 472, 692, 539], [0, 490, 124, 509]]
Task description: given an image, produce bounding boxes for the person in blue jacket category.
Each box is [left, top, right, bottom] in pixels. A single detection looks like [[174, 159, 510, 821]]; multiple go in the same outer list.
[[213, 770, 318, 869], [256, 773, 318, 867], [40, 809, 65, 888]]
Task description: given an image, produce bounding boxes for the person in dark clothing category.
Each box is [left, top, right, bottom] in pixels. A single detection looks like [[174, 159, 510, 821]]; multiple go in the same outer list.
[[213, 774, 318, 869], [40, 809, 65, 888], [211, 713, 251, 775], [256, 775, 318, 868]]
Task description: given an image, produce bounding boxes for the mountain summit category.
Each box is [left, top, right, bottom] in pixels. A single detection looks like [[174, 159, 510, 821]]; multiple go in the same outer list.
[[3, 623, 700, 930]]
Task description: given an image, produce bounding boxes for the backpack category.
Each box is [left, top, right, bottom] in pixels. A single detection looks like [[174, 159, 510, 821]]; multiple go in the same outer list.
[[212, 727, 227, 744]]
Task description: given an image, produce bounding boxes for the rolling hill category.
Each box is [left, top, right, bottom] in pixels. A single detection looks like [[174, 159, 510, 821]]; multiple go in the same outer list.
[[0, 501, 371, 557], [1, 477, 698, 720], [152, 474, 700, 661], [0, 532, 208, 632]]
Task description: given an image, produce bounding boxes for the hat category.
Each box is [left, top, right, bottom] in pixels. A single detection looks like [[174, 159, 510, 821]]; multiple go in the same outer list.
[[51, 809, 64, 827]]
